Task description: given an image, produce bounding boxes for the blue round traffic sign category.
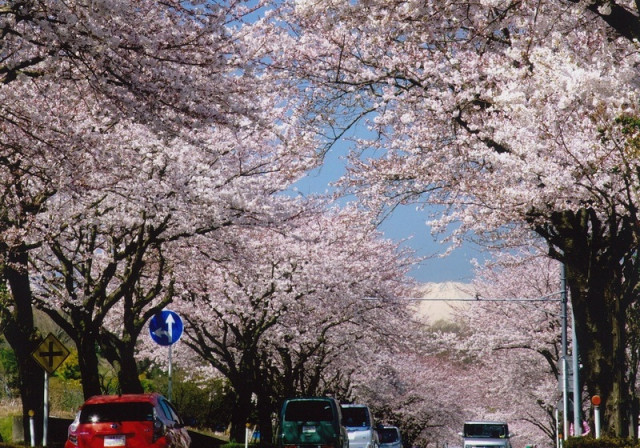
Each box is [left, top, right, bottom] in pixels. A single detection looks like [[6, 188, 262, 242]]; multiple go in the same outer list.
[[149, 310, 183, 346]]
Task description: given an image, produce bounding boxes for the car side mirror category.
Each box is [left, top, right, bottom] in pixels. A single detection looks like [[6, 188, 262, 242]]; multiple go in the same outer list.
[[153, 418, 166, 442]]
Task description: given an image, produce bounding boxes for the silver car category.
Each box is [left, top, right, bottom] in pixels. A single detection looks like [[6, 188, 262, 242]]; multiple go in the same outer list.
[[341, 404, 379, 448], [377, 426, 402, 448], [459, 421, 512, 448]]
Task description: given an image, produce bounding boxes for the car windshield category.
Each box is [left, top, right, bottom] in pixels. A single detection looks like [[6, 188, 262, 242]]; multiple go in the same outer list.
[[284, 401, 334, 422], [341, 407, 370, 428], [80, 402, 155, 423], [378, 428, 400, 443], [463, 423, 508, 438]]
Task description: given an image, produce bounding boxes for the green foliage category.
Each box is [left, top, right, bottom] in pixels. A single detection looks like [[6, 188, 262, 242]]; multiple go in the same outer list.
[[0, 348, 19, 398], [0, 416, 12, 443], [146, 368, 234, 431], [221, 443, 257, 448], [615, 115, 640, 134], [565, 436, 640, 448], [55, 351, 81, 381], [49, 376, 83, 416]]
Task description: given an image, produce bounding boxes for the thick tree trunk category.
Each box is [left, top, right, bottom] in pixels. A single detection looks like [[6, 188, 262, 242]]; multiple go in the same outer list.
[[4, 323, 45, 445], [3, 247, 45, 444], [230, 384, 253, 443], [256, 393, 275, 447], [100, 332, 144, 394], [541, 208, 637, 437], [254, 362, 277, 448], [569, 276, 631, 437], [116, 354, 144, 393], [77, 335, 103, 398]]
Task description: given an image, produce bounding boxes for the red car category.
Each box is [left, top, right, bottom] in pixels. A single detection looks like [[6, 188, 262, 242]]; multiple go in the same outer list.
[[65, 393, 191, 448]]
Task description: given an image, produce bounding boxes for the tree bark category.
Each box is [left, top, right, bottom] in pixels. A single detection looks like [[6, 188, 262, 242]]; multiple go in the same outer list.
[[3, 246, 45, 444], [100, 332, 144, 394], [76, 333, 103, 398], [537, 208, 639, 437], [256, 392, 275, 448], [567, 267, 631, 436], [230, 383, 253, 443]]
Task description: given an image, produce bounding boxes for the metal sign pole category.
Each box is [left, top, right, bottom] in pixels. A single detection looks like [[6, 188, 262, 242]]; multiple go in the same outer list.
[[168, 344, 173, 402], [149, 310, 183, 402], [561, 264, 569, 441], [43, 370, 49, 447], [572, 310, 581, 436], [591, 396, 601, 438]]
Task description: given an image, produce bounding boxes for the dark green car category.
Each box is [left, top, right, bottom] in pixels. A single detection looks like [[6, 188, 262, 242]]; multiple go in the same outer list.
[[278, 397, 349, 448]]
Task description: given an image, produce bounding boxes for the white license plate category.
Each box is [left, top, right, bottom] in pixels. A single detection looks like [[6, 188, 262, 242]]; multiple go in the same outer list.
[[302, 426, 317, 433], [104, 435, 126, 447]]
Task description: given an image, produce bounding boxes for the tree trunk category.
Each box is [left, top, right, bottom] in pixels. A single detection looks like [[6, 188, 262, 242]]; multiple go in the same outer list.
[[569, 276, 631, 437], [99, 332, 144, 394], [116, 354, 144, 394], [77, 334, 103, 398], [3, 246, 45, 445], [542, 208, 637, 437], [256, 392, 275, 447], [254, 360, 278, 448], [229, 383, 253, 443]]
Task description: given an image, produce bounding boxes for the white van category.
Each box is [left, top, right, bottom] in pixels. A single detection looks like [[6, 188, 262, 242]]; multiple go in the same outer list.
[[341, 404, 379, 448], [460, 421, 512, 448]]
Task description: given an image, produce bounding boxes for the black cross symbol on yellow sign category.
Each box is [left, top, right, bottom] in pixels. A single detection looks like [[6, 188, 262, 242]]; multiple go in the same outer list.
[[31, 333, 70, 374]]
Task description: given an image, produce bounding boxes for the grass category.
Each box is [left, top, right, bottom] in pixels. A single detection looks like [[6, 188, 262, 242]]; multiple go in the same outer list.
[[0, 416, 13, 443], [0, 401, 20, 444]]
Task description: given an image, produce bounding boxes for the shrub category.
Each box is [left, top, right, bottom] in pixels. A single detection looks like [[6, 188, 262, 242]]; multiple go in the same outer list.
[[565, 436, 640, 448]]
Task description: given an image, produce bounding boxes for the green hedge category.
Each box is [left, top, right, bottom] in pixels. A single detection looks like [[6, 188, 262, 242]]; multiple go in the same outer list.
[[565, 436, 640, 448], [0, 416, 12, 443]]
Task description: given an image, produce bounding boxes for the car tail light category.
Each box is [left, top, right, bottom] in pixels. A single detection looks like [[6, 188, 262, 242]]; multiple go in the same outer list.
[[67, 411, 80, 445]]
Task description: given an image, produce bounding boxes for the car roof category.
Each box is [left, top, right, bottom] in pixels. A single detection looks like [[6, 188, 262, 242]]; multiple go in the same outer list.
[[464, 421, 508, 425], [82, 393, 162, 406], [284, 396, 336, 402]]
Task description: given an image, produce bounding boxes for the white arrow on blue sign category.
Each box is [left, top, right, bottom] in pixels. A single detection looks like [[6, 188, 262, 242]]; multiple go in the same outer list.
[[149, 310, 184, 346]]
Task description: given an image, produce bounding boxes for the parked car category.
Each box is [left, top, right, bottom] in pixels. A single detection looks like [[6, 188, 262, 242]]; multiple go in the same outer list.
[[340, 404, 378, 448], [459, 421, 512, 448], [277, 397, 349, 448], [376, 425, 402, 448], [65, 393, 191, 448]]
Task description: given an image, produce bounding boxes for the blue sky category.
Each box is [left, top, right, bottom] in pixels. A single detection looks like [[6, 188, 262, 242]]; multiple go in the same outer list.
[[376, 204, 481, 283], [290, 143, 481, 284]]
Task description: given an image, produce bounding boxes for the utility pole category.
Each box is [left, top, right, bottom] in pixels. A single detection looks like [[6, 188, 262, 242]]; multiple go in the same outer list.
[[572, 309, 581, 435], [561, 264, 569, 442]]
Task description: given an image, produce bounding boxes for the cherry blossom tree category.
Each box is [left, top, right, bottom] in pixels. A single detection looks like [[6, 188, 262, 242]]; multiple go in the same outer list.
[[454, 252, 565, 446], [26, 106, 318, 395], [355, 344, 470, 447], [0, 0, 316, 437], [263, 0, 640, 436], [157, 199, 415, 442]]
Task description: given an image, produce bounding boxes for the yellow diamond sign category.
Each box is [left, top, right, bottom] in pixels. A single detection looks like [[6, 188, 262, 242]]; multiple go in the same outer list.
[[31, 333, 70, 374]]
